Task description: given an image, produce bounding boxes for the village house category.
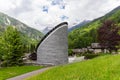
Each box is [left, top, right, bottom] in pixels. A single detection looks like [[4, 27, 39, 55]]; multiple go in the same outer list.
[[72, 43, 109, 55]]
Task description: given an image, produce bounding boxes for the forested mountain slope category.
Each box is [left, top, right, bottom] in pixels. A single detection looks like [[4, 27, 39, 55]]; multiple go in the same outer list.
[[0, 12, 43, 52], [68, 6, 120, 48], [0, 12, 43, 40]]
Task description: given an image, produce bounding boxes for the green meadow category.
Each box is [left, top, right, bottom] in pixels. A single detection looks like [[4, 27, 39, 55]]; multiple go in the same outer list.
[[0, 66, 43, 80], [26, 54, 120, 80]]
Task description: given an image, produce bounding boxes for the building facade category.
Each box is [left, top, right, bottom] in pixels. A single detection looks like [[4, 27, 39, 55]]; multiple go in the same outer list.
[[37, 22, 68, 66]]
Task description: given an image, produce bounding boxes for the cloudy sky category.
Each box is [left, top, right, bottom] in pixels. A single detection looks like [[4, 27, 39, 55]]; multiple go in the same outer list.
[[0, 0, 120, 31]]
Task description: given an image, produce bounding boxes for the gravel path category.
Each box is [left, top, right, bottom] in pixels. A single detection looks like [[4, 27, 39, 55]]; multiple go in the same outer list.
[[7, 67, 52, 80]]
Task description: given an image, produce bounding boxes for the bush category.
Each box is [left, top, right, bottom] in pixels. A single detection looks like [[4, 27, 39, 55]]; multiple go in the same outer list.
[[29, 52, 37, 60], [68, 49, 74, 56], [84, 53, 110, 59], [84, 53, 101, 59]]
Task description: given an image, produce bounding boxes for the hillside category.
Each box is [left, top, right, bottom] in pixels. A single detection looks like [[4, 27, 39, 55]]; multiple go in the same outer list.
[[68, 20, 91, 32], [68, 6, 120, 49], [0, 12, 43, 41], [26, 54, 120, 80]]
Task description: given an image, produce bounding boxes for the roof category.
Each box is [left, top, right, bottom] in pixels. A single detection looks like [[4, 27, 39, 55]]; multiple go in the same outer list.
[[35, 22, 68, 52], [91, 43, 101, 49]]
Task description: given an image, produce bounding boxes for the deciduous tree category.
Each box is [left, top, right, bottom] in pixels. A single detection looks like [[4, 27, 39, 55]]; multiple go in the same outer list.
[[98, 20, 120, 53]]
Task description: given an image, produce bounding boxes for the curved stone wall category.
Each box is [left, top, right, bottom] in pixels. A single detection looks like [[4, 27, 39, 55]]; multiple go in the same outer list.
[[37, 22, 68, 65]]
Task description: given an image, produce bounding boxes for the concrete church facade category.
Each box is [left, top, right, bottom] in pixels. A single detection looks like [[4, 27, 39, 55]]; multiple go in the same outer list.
[[36, 22, 68, 66]]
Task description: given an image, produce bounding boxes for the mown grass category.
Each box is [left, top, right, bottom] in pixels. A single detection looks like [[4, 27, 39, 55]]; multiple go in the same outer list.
[[26, 54, 120, 80], [0, 65, 43, 80]]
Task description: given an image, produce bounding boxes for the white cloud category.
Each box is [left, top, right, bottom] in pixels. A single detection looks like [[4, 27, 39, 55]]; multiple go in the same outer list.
[[0, 0, 120, 31]]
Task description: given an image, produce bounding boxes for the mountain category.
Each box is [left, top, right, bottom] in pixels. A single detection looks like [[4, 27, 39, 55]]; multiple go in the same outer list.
[[68, 6, 120, 49], [42, 20, 91, 34], [42, 27, 53, 34], [0, 12, 43, 41], [68, 20, 91, 32]]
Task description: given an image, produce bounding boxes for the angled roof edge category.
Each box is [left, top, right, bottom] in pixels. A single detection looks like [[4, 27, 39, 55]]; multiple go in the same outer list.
[[35, 22, 68, 52]]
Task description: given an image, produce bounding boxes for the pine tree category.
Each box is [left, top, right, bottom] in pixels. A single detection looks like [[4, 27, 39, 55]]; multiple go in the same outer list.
[[2, 26, 24, 66]]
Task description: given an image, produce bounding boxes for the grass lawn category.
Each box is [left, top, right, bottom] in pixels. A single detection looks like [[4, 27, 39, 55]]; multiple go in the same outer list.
[[26, 54, 120, 80], [0, 65, 43, 80]]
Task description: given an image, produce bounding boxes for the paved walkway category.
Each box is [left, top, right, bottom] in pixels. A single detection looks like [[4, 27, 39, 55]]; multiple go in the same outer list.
[[7, 67, 52, 80]]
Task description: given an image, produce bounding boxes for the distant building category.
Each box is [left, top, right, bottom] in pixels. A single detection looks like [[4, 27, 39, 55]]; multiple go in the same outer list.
[[91, 43, 101, 49], [72, 49, 83, 53], [91, 43, 102, 54], [72, 43, 109, 54]]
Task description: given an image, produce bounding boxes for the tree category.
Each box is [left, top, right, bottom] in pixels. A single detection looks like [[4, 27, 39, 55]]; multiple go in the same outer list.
[[0, 37, 6, 61], [98, 20, 120, 53], [0, 27, 8, 62], [1, 26, 24, 66]]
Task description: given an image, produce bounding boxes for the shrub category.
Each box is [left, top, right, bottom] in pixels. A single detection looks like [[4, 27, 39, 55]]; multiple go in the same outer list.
[[84, 53, 110, 59], [84, 53, 101, 59], [68, 49, 74, 56]]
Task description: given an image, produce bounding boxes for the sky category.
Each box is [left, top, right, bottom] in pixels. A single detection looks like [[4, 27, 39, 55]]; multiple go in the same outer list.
[[0, 0, 120, 31]]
